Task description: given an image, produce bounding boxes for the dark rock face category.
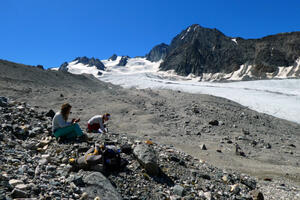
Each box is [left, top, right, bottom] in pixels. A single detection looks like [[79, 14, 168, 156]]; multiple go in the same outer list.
[[118, 56, 130, 66], [159, 24, 300, 79], [59, 57, 105, 71], [59, 62, 69, 72], [74, 56, 105, 70], [109, 54, 118, 61], [146, 43, 169, 62]]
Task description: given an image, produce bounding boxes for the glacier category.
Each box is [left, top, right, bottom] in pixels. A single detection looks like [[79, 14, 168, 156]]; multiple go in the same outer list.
[[61, 57, 300, 124]]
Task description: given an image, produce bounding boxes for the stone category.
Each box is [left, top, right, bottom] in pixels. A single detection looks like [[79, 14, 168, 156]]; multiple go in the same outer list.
[[241, 177, 256, 190], [39, 158, 49, 165], [45, 109, 55, 119], [9, 179, 23, 187], [41, 154, 51, 161], [265, 143, 272, 149], [10, 188, 28, 198], [15, 184, 29, 190], [82, 172, 122, 200], [250, 190, 264, 200], [173, 185, 185, 196], [80, 192, 89, 200], [230, 184, 240, 194], [133, 144, 160, 176], [199, 144, 207, 150], [208, 120, 219, 126]]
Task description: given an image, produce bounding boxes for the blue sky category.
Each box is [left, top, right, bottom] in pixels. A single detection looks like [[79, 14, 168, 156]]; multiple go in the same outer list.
[[1, 0, 300, 68]]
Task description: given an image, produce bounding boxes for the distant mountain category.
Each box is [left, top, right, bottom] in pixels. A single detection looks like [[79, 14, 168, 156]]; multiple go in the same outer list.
[[59, 56, 105, 72], [146, 43, 169, 62], [57, 25, 300, 81], [158, 24, 300, 81]]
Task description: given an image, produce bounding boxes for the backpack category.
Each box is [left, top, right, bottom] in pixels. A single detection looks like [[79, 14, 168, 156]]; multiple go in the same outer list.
[[102, 145, 121, 171]]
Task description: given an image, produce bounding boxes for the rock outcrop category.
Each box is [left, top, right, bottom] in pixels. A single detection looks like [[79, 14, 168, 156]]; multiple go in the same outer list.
[[118, 56, 130, 66], [146, 43, 169, 62]]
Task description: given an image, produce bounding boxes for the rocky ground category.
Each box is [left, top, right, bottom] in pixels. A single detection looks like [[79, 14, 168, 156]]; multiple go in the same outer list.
[[0, 98, 276, 199], [1, 60, 300, 199]]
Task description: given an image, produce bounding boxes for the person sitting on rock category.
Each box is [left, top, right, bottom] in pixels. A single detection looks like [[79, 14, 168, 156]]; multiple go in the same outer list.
[[87, 113, 110, 133], [52, 103, 83, 139]]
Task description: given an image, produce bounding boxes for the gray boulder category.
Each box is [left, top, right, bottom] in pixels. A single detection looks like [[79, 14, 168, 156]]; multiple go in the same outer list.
[[133, 144, 159, 175], [82, 172, 122, 200]]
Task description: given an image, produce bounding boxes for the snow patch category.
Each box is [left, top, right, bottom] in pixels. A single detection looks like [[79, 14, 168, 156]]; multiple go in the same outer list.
[[231, 38, 238, 45]]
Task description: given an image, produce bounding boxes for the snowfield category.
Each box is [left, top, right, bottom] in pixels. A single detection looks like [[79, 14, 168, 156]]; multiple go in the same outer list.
[[65, 57, 300, 124]]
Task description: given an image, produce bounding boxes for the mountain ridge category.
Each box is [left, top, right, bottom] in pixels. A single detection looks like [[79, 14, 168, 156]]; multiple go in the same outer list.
[[159, 24, 300, 81]]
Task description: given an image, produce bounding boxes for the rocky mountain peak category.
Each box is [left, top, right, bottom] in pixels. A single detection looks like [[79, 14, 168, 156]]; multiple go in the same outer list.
[[159, 24, 300, 80]]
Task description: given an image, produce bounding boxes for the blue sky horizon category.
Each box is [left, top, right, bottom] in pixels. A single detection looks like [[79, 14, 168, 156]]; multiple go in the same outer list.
[[1, 0, 300, 68]]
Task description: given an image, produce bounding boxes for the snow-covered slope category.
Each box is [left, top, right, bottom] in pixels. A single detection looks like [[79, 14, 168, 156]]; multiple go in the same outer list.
[[65, 61, 103, 77]]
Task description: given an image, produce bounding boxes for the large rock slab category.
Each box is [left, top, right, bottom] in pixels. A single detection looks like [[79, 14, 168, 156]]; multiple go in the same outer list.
[[82, 172, 122, 200], [133, 144, 159, 175]]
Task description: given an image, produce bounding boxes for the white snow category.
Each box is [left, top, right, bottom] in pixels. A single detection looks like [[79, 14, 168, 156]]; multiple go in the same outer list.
[[63, 61, 104, 77], [231, 38, 238, 45]]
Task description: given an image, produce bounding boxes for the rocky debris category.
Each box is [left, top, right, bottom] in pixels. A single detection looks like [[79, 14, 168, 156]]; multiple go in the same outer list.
[[133, 144, 160, 176], [1, 97, 296, 199]]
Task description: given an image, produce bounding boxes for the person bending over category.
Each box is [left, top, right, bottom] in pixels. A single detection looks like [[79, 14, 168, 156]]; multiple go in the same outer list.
[[87, 113, 110, 133], [52, 103, 83, 139]]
